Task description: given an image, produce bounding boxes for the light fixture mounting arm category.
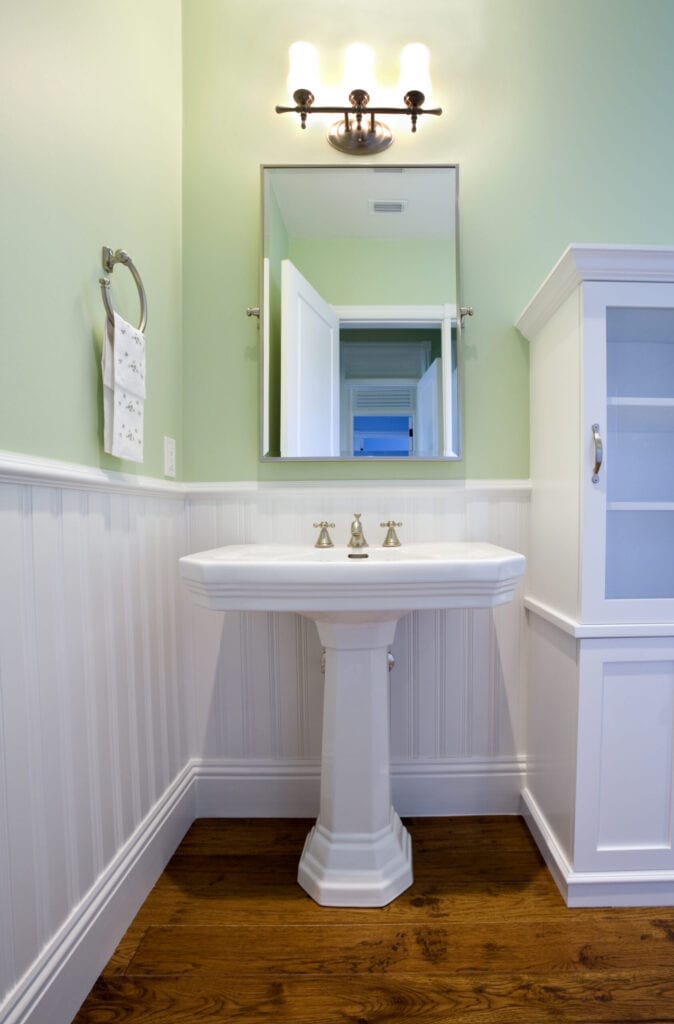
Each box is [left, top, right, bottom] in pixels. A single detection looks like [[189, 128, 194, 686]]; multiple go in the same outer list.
[[275, 87, 442, 155]]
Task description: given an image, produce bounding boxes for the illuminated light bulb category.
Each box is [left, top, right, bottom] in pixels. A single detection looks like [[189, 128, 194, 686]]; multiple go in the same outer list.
[[342, 43, 376, 97], [397, 43, 432, 103], [287, 41, 320, 99]]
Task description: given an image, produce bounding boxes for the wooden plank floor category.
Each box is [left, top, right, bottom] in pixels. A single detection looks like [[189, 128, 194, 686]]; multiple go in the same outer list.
[[73, 817, 674, 1023]]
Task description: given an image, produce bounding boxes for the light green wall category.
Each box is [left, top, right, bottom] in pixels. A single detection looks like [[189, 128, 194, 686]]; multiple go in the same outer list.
[[182, 0, 674, 481], [4, 2, 674, 482], [0, 0, 183, 477]]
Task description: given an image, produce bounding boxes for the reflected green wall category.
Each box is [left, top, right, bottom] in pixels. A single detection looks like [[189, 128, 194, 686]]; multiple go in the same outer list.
[[343, 329, 442, 366], [289, 239, 454, 306], [265, 233, 453, 455], [182, 0, 674, 481], [0, 0, 182, 476]]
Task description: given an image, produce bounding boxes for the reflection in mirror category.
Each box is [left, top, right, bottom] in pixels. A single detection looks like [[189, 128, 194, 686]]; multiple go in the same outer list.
[[261, 165, 460, 460]]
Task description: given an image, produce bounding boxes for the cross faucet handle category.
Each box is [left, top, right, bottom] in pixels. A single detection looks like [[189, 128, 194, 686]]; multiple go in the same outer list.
[[380, 521, 403, 547], [313, 522, 336, 548]]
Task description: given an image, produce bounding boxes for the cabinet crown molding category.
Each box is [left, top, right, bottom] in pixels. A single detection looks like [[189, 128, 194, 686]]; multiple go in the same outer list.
[[516, 244, 674, 340]]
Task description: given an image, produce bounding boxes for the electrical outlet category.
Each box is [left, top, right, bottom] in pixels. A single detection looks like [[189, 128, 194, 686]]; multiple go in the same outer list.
[[164, 436, 176, 478]]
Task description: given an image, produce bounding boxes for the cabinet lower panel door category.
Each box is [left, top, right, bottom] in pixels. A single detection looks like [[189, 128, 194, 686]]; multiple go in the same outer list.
[[575, 639, 674, 872]]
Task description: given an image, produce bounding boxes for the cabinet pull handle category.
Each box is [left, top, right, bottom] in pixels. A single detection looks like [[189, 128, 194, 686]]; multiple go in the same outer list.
[[591, 423, 603, 483]]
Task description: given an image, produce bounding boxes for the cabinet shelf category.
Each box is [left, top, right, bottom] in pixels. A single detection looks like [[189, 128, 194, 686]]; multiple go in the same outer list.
[[608, 502, 674, 512], [607, 402, 674, 432], [607, 401, 674, 503], [607, 397, 674, 407]]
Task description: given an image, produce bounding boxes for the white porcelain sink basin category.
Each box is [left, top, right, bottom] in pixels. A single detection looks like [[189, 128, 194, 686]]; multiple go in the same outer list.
[[180, 540, 525, 908], [179, 541, 525, 617]]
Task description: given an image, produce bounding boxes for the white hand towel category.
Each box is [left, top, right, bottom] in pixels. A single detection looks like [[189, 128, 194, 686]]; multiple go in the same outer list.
[[102, 312, 146, 463]]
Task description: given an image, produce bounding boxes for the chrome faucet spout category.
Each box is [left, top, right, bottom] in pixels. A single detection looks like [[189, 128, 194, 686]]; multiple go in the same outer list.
[[347, 513, 368, 548]]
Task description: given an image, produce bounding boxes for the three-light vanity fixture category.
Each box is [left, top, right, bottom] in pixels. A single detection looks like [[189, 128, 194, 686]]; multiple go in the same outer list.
[[275, 42, 442, 154]]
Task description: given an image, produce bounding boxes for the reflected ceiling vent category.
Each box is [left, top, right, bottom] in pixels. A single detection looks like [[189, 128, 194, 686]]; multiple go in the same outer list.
[[353, 386, 415, 410], [369, 199, 408, 214]]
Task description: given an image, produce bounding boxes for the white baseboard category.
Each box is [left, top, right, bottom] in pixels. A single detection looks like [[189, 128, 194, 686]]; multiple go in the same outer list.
[[521, 787, 674, 907], [520, 786, 574, 902], [194, 759, 321, 817], [392, 757, 526, 816], [194, 756, 526, 819], [1, 764, 195, 1024]]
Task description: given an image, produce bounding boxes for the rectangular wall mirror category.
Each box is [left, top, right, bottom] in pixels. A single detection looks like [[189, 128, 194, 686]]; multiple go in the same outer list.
[[261, 165, 461, 461]]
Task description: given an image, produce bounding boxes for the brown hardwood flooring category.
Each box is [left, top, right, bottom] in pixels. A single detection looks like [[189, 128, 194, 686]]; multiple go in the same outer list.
[[73, 817, 674, 1023]]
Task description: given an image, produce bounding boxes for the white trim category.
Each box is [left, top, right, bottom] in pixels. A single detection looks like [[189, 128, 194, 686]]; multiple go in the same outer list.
[[334, 304, 456, 328], [392, 756, 526, 815], [522, 788, 674, 907], [524, 595, 674, 638], [187, 479, 532, 498], [0, 763, 195, 1024], [520, 787, 574, 902], [192, 756, 526, 818], [516, 244, 674, 340], [0, 450, 184, 498], [0, 451, 531, 500], [464, 479, 531, 495], [238, 479, 470, 492], [195, 759, 320, 817], [181, 480, 261, 496]]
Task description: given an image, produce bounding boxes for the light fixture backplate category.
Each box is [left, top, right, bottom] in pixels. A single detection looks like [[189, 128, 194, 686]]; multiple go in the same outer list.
[[327, 119, 393, 155]]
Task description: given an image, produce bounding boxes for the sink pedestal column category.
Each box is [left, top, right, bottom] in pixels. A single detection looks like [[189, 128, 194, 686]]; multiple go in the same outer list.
[[298, 615, 412, 907]]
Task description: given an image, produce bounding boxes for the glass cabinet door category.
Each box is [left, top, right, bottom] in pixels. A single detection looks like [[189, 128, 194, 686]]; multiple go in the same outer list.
[[582, 282, 674, 623]]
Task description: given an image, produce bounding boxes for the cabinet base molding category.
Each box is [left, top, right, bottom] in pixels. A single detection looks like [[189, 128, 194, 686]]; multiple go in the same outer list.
[[522, 788, 674, 907], [525, 597, 674, 638]]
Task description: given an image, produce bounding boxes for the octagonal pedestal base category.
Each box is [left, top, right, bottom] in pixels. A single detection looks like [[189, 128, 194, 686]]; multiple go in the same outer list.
[[298, 809, 413, 907]]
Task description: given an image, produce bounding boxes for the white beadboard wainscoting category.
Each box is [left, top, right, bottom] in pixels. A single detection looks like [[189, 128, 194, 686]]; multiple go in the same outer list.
[[0, 455, 193, 1024], [186, 480, 530, 818], [0, 452, 529, 1024]]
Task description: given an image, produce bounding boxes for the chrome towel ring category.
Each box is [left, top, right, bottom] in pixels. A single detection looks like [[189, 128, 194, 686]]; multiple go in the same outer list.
[[99, 246, 148, 332]]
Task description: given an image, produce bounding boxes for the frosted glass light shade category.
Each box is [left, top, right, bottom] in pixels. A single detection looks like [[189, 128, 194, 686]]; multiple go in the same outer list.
[[397, 43, 432, 101], [287, 41, 320, 98], [342, 43, 376, 95]]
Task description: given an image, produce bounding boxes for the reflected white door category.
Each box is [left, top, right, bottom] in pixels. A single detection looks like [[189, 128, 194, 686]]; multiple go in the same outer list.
[[416, 357, 443, 456], [281, 260, 340, 457]]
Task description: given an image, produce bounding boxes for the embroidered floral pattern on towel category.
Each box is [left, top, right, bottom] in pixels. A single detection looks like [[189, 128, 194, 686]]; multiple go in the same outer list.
[[102, 312, 146, 463]]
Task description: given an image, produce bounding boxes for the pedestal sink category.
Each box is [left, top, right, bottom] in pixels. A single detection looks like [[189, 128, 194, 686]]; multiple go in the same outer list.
[[180, 541, 525, 907]]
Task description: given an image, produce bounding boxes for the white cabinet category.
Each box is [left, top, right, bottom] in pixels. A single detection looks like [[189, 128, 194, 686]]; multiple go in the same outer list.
[[519, 248, 674, 627], [518, 246, 674, 906]]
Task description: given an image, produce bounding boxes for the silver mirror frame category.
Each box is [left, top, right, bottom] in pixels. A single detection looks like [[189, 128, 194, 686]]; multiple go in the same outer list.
[[259, 163, 463, 462]]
